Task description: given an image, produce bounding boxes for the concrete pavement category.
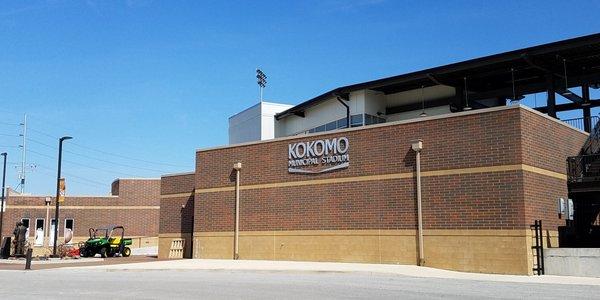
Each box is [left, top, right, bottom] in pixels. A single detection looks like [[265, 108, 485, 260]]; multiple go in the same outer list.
[[1, 267, 599, 299], [64, 259, 600, 286]]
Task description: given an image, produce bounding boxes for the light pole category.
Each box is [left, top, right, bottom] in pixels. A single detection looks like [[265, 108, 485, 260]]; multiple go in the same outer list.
[[0, 152, 7, 242], [52, 136, 72, 257], [256, 69, 266, 102]]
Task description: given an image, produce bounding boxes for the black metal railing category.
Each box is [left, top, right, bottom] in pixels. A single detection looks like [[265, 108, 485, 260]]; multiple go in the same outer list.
[[567, 153, 600, 183], [531, 220, 545, 276], [562, 115, 599, 133], [581, 116, 600, 155]]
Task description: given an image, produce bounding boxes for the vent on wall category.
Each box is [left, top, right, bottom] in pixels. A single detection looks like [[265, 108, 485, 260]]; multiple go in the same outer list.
[[168, 239, 185, 259]]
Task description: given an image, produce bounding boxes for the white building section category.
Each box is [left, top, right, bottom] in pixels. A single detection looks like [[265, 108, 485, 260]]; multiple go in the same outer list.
[[273, 85, 456, 138], [228, 102, 293, 144]]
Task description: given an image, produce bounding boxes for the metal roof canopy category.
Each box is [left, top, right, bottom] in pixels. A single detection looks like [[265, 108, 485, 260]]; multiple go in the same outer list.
[[276, 33, 600, 120]]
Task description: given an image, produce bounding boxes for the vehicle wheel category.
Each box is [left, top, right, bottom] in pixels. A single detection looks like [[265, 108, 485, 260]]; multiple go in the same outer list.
[[122, 247, 131, 257], [99, 247, 108, 258], [80, 249, 87, 257]]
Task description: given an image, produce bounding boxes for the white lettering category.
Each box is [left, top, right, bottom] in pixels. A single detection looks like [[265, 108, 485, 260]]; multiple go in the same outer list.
[[325, 138, 337, 155], [288, 144, 297, 159]]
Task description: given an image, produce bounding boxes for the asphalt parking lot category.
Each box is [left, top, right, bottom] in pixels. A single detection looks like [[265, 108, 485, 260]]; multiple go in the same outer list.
[[1, 267, 599, 299]]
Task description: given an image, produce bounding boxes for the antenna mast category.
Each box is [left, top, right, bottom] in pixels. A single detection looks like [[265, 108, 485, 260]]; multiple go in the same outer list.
[[18, 114, 27, 193]]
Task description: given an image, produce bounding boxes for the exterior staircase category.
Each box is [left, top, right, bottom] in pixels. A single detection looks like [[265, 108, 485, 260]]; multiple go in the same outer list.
[[563, 115, 600, 247], [567, 115, 600, 192]]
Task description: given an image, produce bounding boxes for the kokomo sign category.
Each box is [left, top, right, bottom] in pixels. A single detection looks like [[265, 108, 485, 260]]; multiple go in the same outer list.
[[288, 137, 350, 174]]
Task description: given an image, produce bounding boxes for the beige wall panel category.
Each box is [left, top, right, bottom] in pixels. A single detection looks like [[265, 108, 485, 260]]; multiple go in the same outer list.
[[191, 229, 533, 275], [424, 233, 530, 274], [158, 234, 192, 259], [195, 234, 234, 259]]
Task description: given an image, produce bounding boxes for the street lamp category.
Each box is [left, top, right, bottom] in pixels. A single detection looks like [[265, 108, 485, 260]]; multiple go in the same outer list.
[[0, 152, 6, 243], [52, 136, 72, 257]]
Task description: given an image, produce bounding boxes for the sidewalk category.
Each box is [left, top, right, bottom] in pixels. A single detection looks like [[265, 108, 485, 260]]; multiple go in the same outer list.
[[63, 259, 600, 286]]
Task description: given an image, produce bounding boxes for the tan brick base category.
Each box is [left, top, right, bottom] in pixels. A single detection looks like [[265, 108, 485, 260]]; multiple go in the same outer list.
[[183, 229, 533, 275], [158, 233, 193, 259]]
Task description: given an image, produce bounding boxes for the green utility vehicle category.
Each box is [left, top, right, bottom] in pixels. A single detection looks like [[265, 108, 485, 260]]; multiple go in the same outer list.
[[79, 226, 132, 258]]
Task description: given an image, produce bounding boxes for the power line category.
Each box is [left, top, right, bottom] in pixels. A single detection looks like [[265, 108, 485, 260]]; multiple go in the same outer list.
[[27, 127, 56, 139], [28, 126, 188, 168], [27, 149, 140, 178], [0, 133, 18, 137], [70, 141, 189, 168], [35, 168, 108, 189], [36, 164, 107, 187], [26, 137, 169, 173]]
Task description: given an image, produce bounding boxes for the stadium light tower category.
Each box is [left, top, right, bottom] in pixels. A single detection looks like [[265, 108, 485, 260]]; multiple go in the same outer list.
[[256, 68, 267, 102]]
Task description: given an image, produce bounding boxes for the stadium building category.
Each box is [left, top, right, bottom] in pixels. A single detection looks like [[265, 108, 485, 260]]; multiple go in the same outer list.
[[160, 33, 600, 275]]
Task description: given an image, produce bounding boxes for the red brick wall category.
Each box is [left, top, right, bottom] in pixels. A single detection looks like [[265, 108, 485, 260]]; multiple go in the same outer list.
[[195, 171, 526, 232], [519, 109, 588, 230], [195, 108, 523, 190], [520, 109, 588, 174], [1, 179, 160, 238], [117, 179, 161, 206], [188, 107, 587, 234], [159, 173, 195, 234]]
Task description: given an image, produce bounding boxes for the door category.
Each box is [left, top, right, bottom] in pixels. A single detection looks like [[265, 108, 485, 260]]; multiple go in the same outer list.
[[49, 219, 57, 247], [35, 219, 44, 246]]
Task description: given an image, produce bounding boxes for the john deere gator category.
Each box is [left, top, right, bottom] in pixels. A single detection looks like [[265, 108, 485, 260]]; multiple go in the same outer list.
[[79, 226, 132, 258]]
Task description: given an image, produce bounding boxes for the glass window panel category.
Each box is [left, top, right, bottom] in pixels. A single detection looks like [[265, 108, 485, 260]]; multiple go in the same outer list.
[[351, 114, 363, 127], [325, 121, 337, 131]]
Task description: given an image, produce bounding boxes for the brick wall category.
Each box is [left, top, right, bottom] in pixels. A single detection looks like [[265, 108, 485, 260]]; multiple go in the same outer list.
[[195, 108, 523, 190], [190, 107, 587, 233], [519, 109, 588, 230], [159, 173, 195, 234], [195, 170, 527, 232], [1, 179, 160, 238]]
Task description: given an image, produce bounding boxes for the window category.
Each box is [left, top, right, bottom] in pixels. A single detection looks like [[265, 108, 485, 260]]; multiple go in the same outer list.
[[351, 114, 363, 127], [64, 219, 74, 244], [20, 218, 30, 240], [314, 125, 326, 132], [49, 219, 58, 246], [35, 219, 45, 246], [325, 121, 337, 131], [336, 118, 348, 129]]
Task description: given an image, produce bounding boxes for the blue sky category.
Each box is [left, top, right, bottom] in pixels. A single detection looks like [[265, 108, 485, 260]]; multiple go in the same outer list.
[[0, 0, 599, 195]]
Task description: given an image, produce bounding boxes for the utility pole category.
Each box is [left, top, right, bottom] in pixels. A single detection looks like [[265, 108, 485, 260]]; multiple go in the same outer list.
[[0, 152, 6, 242], [18, 114, 27, 193]]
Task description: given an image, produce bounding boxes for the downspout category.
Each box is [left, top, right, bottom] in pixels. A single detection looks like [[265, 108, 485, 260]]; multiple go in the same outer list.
[[189, 195, 195, 259], [336, 95, 350, 128], [411, 140, 425, 266], [233, 162, 242, 260]]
